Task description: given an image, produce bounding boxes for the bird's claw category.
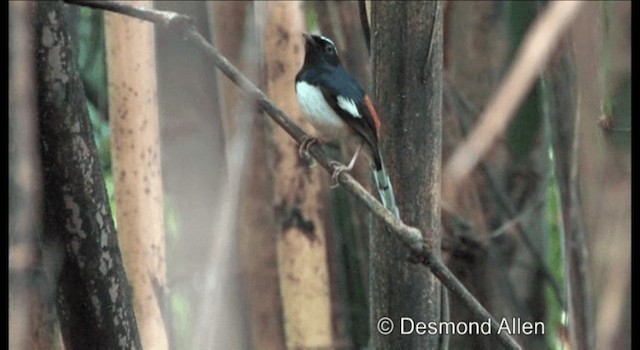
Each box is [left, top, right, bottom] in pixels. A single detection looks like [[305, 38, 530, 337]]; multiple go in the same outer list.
[[298, 136, 318, 160], [329, 161, 349, 188]]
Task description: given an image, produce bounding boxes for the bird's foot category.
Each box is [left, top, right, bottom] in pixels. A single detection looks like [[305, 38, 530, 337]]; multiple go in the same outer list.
[[328, 161, 352, 188], [298, 136, 318, 161]]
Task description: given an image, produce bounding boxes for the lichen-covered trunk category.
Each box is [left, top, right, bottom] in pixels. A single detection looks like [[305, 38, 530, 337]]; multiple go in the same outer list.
[[35, 2, 141, 348]]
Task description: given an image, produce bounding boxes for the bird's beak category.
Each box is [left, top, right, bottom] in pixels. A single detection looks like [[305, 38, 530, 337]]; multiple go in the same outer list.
[[302, 33, 312, 44]]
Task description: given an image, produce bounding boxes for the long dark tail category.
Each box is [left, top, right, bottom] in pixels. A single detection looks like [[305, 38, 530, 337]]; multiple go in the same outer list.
[[373, 153, 400, 219]]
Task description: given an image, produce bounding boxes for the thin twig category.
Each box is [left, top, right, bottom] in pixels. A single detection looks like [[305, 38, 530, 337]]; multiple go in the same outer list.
[[358, 0, 371, 54], [444, 1, 584, 190], [426, 0, 441, 70], [489, 200, 542, 239], [568, 73, 594, 350], [65, 1, 521, 348], [439, 286, 450, 350]]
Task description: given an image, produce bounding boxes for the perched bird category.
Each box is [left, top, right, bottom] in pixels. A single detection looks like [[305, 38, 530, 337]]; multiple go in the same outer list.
[[295, 33, 399, 218]]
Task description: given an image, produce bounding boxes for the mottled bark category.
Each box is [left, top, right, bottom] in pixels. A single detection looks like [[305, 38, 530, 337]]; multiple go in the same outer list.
[[35, 1, 141, 349], [104, 2, 168, 349], [258, 2, 335, 348]]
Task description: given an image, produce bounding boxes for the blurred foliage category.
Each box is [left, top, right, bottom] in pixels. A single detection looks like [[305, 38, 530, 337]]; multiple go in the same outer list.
[[600, 1, 631, 150], [73, 7, 117, 219], [304, 2, 319, 33], [506, 1, 543, 163], [170, 293, 192, 349], [507, 87, 543, 164], [332, 188, 370, 348], [74, 8, 108, 158], [599, 1, 614, 118], [508, 2, 566, 348], [544, 164, 566, 350]]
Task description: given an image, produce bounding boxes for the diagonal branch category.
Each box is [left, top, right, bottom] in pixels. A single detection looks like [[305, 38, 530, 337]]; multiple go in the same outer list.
[[65, 1, 520, 348]]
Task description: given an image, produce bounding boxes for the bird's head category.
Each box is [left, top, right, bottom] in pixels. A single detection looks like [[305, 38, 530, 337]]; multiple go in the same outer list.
[[302, 33, 341, 67]]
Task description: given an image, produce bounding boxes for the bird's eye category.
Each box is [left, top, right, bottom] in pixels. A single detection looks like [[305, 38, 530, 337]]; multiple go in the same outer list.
[[324, 45, 335, 55]]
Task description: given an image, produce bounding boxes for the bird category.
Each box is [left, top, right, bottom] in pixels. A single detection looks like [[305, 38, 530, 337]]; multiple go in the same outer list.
[[295, 33, 400, 219]]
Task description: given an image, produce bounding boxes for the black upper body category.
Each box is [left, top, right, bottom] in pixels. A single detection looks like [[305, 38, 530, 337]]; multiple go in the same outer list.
[[295, 33, 383, 170]]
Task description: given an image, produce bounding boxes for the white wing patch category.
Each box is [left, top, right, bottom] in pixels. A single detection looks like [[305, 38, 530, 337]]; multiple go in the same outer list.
[[337, 95, 361, 118]]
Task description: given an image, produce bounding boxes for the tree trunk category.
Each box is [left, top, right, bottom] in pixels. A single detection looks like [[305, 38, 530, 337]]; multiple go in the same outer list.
[[258, 1, 335, 348], [571, 2, 630, 349], [35, 2, 141, 348], [10, 2, 59, 349], [151, 4, 230, 347], [208, 0, 253, 142], [214, 2, 288, 349], [370, 1, 443, 349], [235, 111, 288, 349], [104, 3, 168, 349]]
